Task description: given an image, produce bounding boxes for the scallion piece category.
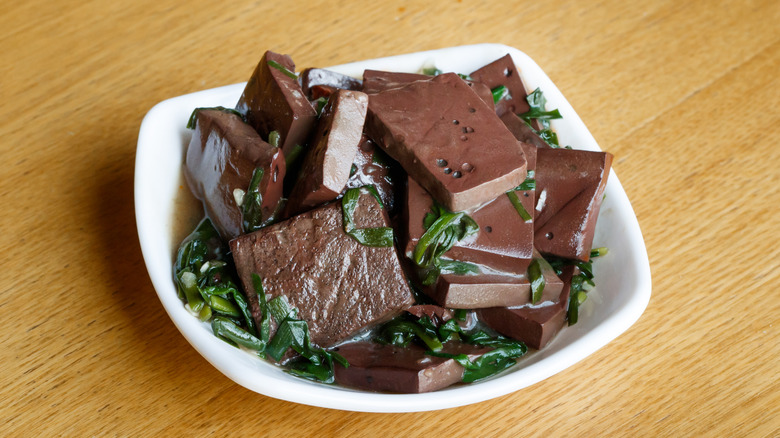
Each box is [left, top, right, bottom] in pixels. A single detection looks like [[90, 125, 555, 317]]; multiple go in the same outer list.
[[267, 60, 298, 80], [518, 88, 563, 130], [591, 247, 608, 258], [491, 85, 510, 104], [341, 186, 393, 247], [241, 167, 266, 233], [211, 317, 265, 350], [528, 258, 545, 304], [506, 190, 532, 222], [267, 130, 281, 148]]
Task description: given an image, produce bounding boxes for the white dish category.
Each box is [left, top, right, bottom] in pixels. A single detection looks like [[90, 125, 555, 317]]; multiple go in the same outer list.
[[134, 43, 651, 412]]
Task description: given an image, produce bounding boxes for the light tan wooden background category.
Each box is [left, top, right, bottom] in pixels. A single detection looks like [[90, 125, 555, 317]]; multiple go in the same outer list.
[[1, 0, 778, 436]]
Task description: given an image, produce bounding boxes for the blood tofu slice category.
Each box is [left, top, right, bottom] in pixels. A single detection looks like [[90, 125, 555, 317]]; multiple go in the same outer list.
[[236, 50, 317, 158], [470, 54, 534, 119], [366, 73, 527, 212], [534, 148, 613, 261], [185, 109, 285, 241], [478, 266, 575, 350], [405, 177, 534, 275], [230, 191, 413, 348], [286, 90, 368, 216], [333, 342, 490, 393]]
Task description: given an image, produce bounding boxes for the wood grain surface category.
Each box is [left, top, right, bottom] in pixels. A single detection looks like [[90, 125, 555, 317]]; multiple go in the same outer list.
[[1, 0, 778, 436]]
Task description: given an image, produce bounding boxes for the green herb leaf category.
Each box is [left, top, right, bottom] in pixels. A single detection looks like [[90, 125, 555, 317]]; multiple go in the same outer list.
[[422, 66, 443, 76], [528, 258, 545, 304], [211, 317, 265, 350], [267, 60, 298, 80], [313, 97, 328, 116], [341, 186, 393, 247], [491, 85, 510, 104], [252, 274, 271, 343], [413, 207, 478, 267], [240, 167, 266, 233], [518, 88, 563, 130], [267, 130, 281, 148], [506, 190, 532, 222]]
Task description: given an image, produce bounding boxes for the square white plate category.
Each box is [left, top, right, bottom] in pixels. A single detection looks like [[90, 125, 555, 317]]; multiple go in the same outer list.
[[135, 43, 651, 412]]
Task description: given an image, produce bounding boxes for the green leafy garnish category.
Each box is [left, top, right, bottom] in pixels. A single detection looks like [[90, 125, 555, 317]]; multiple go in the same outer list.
[[518, 88, 562, 130], [514, 170, 536, 191], [491, 85, 510, 104], [251, 274, 347, 383], [413, 203, 479, 267], [377, 314, 527, 383], [422, 66, 443, 76], [241, 167, 268, 233], [341, 186, 394, 247], [506, 190, 532, 222], [284, 144, 304, 171], [186, 106, 245, 129], [313, 97, 328, 116], [174, 218, 257, 333], [211, 317, 265, 350], [267, 130, 281, 148], [528, 258, 545, 304], [267, 60, 298, 80], [547, 255, 599, 325]]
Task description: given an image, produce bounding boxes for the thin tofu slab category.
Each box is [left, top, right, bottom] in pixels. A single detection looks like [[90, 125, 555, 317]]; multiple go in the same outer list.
[[286, 90, 368, 215], [236, 51, 317, 157], [534, 148, 612, 261], [230, 191, 414, 348], [366, 73, 527, 212], [185, 109, 285, 241]]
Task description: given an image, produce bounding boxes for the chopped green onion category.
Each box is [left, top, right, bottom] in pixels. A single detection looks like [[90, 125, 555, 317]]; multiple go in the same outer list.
[[422, 66, 443, 76], [252, 274, 271, 343], [518, 88, 563, 130], [491, 85, 510, 104], [267, 60, 298, 80], [267, 130, 281, 148], [209, 295, 241, 318], [591, 247, 608, 258], [313, 97, 328, 116], [506, 190, 532, 222], [341, 186, 393, 247], [284, 143, 304, 169], [528, 258, 545, 304], [211, 317, 265, 350], [241, 167, 266, 233]]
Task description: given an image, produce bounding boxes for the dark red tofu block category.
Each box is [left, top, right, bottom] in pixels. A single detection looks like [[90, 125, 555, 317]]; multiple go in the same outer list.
[[236, 51, 317, 157], [343, 135, 398, 212], [423, 256, 564, 309], [406, 305, 454, 324], [500, 111, 550, 151], [362, 69, 494, 108], [300, 68, 362, 100], [366, 73, 527, 212], [362, 70, 430, 94], [470, 54, 533, 118], [286, 90, 368, 216], [185, 109, 285, 241], [478, 266, 575, 350], [534, 148, 613, 261], [333, 342, 490, 393], [405, 177, 534, 275], [230, 191, 414, 348]]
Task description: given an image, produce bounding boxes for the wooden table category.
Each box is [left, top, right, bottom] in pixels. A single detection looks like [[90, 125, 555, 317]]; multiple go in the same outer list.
[[2, 0, 778, 436]]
